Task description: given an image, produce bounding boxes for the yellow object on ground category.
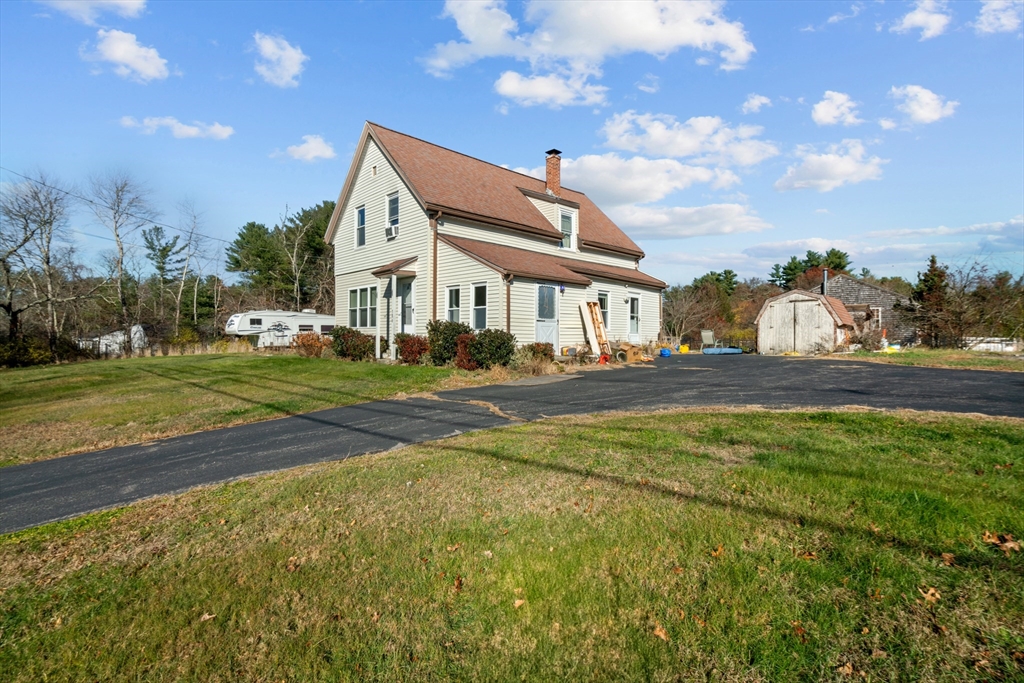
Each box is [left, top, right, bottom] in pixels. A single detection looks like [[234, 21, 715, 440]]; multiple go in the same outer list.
[[678, 344, 689, 354]]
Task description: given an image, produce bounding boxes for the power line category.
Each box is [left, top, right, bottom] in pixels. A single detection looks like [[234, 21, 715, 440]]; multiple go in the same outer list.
[[0, 166, 234, 246]]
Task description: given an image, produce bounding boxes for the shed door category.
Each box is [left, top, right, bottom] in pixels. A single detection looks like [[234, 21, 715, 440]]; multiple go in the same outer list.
[[793, 300, 822, 353]]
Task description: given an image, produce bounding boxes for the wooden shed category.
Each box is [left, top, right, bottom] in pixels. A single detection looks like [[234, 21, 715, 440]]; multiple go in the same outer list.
[[755, 290, 855, 355]]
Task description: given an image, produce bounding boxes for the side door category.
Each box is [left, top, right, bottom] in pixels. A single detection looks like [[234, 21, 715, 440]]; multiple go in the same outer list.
[[400, 280, 415, 334], [628, 295, 641, 344], [536, 283, 558, 349]]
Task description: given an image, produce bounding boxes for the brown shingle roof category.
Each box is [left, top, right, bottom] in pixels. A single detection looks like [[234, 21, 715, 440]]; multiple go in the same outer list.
[[439, 235, 665, 289], [367, 123, 644, 258], [824, 296, 855, 328], [370, 256, 418, 278]]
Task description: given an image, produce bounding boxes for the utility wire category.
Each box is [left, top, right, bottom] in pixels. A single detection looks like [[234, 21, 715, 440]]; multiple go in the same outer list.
[[0, 165, 234, 245]]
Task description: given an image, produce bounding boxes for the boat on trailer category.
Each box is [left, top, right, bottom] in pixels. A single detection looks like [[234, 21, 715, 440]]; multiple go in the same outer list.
[[224, 309, 336, 348]]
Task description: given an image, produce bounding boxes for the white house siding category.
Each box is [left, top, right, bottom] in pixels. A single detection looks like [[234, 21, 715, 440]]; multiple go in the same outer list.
[[435, 240, 504, 332], [438, 217, 637, 270], [334, 139, 430, 324]]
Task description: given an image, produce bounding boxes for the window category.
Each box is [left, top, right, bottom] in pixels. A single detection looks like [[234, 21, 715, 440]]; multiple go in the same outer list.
[[386, 193, 399, 239], [249, 318, 263, 327], [597, 291, 609, 330], [559, 211, 573, 249], [348, 287, 378, 328], [446, 286, 461, 323], [299, 325, 314, 332], [629, 297, 640, 336], [472, 284, 487, 330], [355, 206, 366, 247], [320, 325, 334, 334], [870, 306, 883, 330]]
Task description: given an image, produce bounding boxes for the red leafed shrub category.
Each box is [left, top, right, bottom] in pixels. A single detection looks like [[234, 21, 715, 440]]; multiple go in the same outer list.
[[292, 332, 330, 357], [396, 334, 429, 364], [525, 342, 555, 361], [455, 333, 478, 370]]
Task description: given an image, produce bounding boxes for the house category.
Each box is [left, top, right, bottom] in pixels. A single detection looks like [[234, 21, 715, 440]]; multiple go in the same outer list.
[[323, 122, 666, 358], [821, 272, 915, 345], [77, 324, 148, 356], [755, 290, 855, 355]]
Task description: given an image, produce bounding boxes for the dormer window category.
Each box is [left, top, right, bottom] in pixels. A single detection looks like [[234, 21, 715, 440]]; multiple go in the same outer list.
[[559, 211, 574, 249], [386, 193, 399, 240]]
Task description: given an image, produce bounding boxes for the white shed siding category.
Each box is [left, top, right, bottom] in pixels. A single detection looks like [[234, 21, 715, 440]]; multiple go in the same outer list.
[[757, 294, 844, 354], [435, 241, 504, 332], [438, 217, 637, 269]]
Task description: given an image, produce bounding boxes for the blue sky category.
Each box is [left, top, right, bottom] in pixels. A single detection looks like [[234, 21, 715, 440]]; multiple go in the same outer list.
[[1, 0, 1022, 286]]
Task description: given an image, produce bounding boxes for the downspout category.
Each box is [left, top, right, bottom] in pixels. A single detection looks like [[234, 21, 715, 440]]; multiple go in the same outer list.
[[375, 278, 382, 359], [504, 273, 514, 333], [390, 273, 397, 359], [431, 211, 442, 322]]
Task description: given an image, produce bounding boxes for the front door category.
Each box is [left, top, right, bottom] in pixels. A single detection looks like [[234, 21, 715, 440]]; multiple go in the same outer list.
[[536, 284, 558, 348], [399, 280, 415, 334], [628, 296, 641, 343]]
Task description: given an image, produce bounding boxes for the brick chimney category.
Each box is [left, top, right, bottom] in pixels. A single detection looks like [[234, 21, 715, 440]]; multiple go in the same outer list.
[[545, 148, 561, 197]]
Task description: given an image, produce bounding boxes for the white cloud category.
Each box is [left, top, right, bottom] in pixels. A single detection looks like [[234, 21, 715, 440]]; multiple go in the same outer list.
[[774, 139, 886, 193], [891, 0, 951, 40], [285, 135, 336, 162], [601, 111, 779, 167], [890, 85, 958, 123], [425, 0, 755, 108], [811, 91, 863, 126], [636, 73, 659, 94], [974, 0, 1023, 33], [827, 3, 863, 24], [253, 32, 308, 88], [120, 116, 233, 140], [744, 237, 859, 260], [878, 118, 898, 130], [84, 29, 168, 82], [864, 215, 1023, 239], [39, 0, 144, 25], [610, 203, 772, 239], [494, 70, 607, 107], [741, 93, 771, 114]]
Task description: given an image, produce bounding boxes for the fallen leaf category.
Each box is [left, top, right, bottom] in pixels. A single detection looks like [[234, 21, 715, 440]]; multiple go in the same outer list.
[[446, 543, 461, 552], [678, 610, 686, 619], [653, 622, 669, 642], [837, 662, 854, 676], [420, 557, 429, 564], [711, 545, 724, 558], [872, 649, 887, 659], [692, 615, 705, 627], [371, 611, 380, 623], [861, 627, 870, 634], [919, 586, 941, 604], [513, 599, 525, 609], [999, 535, 1021, 556], [869, 588, 884, 601], [286, 556, 300, 572], [941, 553, 955, 566], [218, 519, 226, 525], [798, 551, 818, 561], [200, 613, 215, 622], [672, 566, 683, 574], [454, 575, 463, 593], [982, 530, 1000, 544], [791, 621, 808, 644], [483, 550, 493, 558]]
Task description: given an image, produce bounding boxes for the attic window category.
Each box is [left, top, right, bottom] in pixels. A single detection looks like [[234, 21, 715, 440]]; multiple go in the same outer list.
[[371, 165, 377, 176]]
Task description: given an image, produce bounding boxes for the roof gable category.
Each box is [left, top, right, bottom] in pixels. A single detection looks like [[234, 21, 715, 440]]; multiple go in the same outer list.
[[325, 122, 644, 258]]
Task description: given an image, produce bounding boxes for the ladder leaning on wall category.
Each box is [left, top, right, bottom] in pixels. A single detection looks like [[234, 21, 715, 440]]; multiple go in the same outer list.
[[581, 301, 612, 356]]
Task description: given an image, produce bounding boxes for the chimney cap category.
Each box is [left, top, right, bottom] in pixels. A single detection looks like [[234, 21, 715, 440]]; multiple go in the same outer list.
[[545, 148, 562, 157]]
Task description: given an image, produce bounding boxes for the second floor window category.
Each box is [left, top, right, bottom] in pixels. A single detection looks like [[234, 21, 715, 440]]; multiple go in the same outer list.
[[559, 211, 573, 249], [386, 193, 399, 240], [355, 207, 365, 247]]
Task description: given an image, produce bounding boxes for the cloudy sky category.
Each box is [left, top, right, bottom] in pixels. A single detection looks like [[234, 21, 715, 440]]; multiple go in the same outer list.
[[1, 0, 1022, 285]]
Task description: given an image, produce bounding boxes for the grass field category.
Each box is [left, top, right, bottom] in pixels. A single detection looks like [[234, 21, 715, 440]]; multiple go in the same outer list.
[[0, 354, 469, 467], [2, 410, 1020, 681], [837, 348, 1024, 372]]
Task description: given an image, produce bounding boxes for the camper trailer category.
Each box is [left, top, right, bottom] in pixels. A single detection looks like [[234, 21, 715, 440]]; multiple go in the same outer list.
[[225, 310, 335, 348]]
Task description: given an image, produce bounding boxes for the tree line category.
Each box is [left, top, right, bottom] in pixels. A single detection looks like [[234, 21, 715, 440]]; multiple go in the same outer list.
[[663, 249, 1022, 349], [1, 170, 335, 365]]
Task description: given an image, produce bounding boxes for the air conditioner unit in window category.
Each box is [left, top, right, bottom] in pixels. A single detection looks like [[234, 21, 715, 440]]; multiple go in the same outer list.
[[385, 223, 398, 240]]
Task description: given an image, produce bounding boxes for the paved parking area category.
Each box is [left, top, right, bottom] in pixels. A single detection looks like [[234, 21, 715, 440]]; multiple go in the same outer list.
[[2, 354, 1021, 533]]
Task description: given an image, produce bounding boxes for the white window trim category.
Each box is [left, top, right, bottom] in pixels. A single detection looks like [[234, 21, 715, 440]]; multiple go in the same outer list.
[[354, 205, 366, 248], [385, 192, 399, 240], [597, 290, 610, 330], [558, 209, 576, 251], [629, 295, 641, 335], [472, 282, 487, 330], [446, 285, 461, 323], [871, 306, 883, 330], [348, 286, 378, 329]]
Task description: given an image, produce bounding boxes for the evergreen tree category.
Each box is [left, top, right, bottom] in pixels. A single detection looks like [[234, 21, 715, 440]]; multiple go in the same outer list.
[[781, 256, 805, 289], [768, 263, 786, 288], [225, 221, 287, 301], [822, 248, 851, 272]]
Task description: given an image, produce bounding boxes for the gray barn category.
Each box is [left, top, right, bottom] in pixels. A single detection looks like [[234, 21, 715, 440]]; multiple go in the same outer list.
[[755, 290, 855, 355], [822, 274, 915, 345]]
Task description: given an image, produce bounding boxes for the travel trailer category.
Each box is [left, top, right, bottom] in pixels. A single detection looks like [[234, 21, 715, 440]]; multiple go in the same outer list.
[[224, 310, 335, 348]]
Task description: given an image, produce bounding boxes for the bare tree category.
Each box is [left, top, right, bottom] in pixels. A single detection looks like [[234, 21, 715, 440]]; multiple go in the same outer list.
[[90, 172, 157, 353], [277, 206, 314, 311], [1, 173, 98, 349], [171, 199, 204, 336], [662, 282, 727, 340]]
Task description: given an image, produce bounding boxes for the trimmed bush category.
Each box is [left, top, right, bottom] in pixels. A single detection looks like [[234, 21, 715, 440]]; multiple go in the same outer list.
[[455, 333, 478, 370], [396, 334, 429, 365], [468, 328, 516, 368], [427, 319, 472, 366], [329, 326, 374, 360], [292, 332, 330, 358]]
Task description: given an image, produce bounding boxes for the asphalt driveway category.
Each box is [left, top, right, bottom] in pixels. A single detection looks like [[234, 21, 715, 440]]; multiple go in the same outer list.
[[2, 354, 1021, 533]]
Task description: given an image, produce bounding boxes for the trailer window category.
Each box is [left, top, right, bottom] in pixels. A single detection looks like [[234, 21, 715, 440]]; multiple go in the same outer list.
[[249, 318, 262, 327], [299, 325, 314, 332], [320, 325, 334, 334]]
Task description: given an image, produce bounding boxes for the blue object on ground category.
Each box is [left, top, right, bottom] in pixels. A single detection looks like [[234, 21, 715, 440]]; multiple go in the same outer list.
[[659, 348, 671, 357], [702, 347, 742, 355]]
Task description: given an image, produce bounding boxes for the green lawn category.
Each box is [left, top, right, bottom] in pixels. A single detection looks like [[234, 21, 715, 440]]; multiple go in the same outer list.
[[837, 348, 1024, 372], [0, 354, 462, 467], [2, 410, 1020, 681]]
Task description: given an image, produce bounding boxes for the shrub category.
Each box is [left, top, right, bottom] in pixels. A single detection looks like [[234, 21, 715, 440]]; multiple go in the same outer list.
[[396, 334, 429, 365], [427, 319, 472, 366], [170, 328, 200, 355], [455, 333, 478, 370], [329, 326, 374, 360], [851, 328, 884, 352], [0, 337, 52, 368], [292, 331, 330, 358], [509, 344, 554, 376], [468, 328, 516, 368], [524, 342, 555, 361]]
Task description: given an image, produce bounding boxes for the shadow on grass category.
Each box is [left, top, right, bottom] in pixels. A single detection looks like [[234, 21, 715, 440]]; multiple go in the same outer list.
[[434, 439, 1022, 577]]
